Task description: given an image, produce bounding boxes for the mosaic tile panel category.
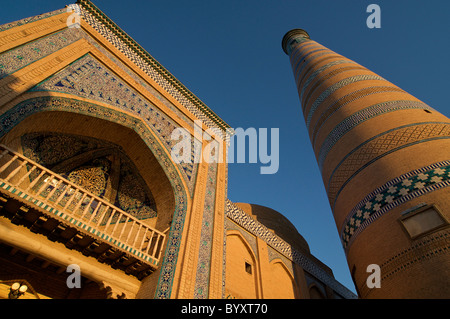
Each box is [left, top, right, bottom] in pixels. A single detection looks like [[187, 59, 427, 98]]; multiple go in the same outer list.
[[225, 199, 357, 299], [299, 59, 358, 102], [297, 54, 352, 92], [21, 132, 158, 221], [31, 54, 199, 194], [292, 48, 329, 79], [194, 160, 218, 299], [327, 122, 450, 207], [0, 8, 66, 32], [0, 96, 188, 299], [317, 100, 434, 171], [222, 163, 229, 298], [341, 161, 450, 251]]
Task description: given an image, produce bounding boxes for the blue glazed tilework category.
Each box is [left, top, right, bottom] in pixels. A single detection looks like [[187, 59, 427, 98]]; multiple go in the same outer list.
[[194, 160, 218, 299], [341, 161, 450, 251], [77, 4, 226, 132], [317, 100, 434, 171], [299, 59, 358, 103], [0, 8, 66, 32], [0, 181, 158, 265], [0, 96, 188, 299], [0, 28, 83, 79], [305, 74, 386, 129]]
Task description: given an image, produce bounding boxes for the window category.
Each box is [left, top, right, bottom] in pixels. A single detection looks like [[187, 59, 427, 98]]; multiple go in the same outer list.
[[399, 204, 448, 239], [245, 262, 252, 274]]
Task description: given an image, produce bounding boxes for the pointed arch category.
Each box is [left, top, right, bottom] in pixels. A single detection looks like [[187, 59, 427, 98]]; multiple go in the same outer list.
[[0, 95, 189, 298], [225, 230, 260, 299], [267, 258, 298, 299]]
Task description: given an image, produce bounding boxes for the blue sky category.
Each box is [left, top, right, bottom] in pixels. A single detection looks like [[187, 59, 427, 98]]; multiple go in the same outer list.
[[1, 0, 449, 295]]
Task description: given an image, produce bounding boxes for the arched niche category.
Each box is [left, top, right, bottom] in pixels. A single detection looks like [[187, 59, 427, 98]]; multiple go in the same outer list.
[[267, 259, 297, 299], [0, 96, 189, 298], [225, 230, 259, 299]]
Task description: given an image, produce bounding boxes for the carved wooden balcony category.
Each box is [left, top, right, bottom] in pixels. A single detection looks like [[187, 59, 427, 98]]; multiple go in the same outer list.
[[0, 144, 166, 280]]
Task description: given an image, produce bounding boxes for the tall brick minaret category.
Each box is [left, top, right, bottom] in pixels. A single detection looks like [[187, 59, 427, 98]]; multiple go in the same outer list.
[[282, 29, 450, 298]]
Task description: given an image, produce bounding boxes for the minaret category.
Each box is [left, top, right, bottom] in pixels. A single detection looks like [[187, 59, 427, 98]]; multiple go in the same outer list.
[[282, 29, 450, 298]]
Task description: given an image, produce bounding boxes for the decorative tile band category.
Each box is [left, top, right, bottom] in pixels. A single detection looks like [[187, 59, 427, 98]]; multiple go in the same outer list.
[[76, 1, 230, 132], [299, 59, 358, 102], [305, 74, 386, 128], [290, 42, 323, 64], [317, 100, 434, 171], [0, 8, 66, 32], [289, 41, 320, 64], [194, 161, 218, 299], [287, 38, 317, 57], [341, 161, 450, 252], [0, 96, 188, 299], [225, 199, 357, 299], [292, 48, 329, 78], [358, 230, 449, 298], [31, 53, 199, 194], [310, 86, 407, 146], [302, 65, 370, 110], [327, 122, 450, 207]]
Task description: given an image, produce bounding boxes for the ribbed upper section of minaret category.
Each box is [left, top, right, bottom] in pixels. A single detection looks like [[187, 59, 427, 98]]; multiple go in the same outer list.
[[283, 29, 450, 298]]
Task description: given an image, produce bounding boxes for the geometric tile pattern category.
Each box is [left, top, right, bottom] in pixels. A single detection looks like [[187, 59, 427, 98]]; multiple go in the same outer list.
[[327, 122, 450, 207], [341, 161, 450, 252], [21, 132, 158, 221], [194, 161, 218, 299], [0, 8, 65, 32], [0, 181, 161, 266], [302, 65, 369, 111], [293, 49, 329, 83], [305, 74, 386, 128], [76, 1, 230, 133], [0, 96, 188, 299], [286, 37, 316, 56], [317, 99, 435, 171], [299, 59, 358, 103], [0, 28, 81, 80], [295, 53, 347, 91], [31, 54, 199, 194], [225, 199, 357, 299]]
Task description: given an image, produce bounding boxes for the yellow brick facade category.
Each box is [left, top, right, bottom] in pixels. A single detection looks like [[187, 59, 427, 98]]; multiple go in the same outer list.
[[0, 1, 355, 300]]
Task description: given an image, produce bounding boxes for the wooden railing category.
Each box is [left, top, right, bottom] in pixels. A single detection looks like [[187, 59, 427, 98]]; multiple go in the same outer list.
[[0, 144, 166, 266]]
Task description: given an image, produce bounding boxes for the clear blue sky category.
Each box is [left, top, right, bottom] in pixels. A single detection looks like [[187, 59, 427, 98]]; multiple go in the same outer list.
[[1, 0, 449, 295]]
